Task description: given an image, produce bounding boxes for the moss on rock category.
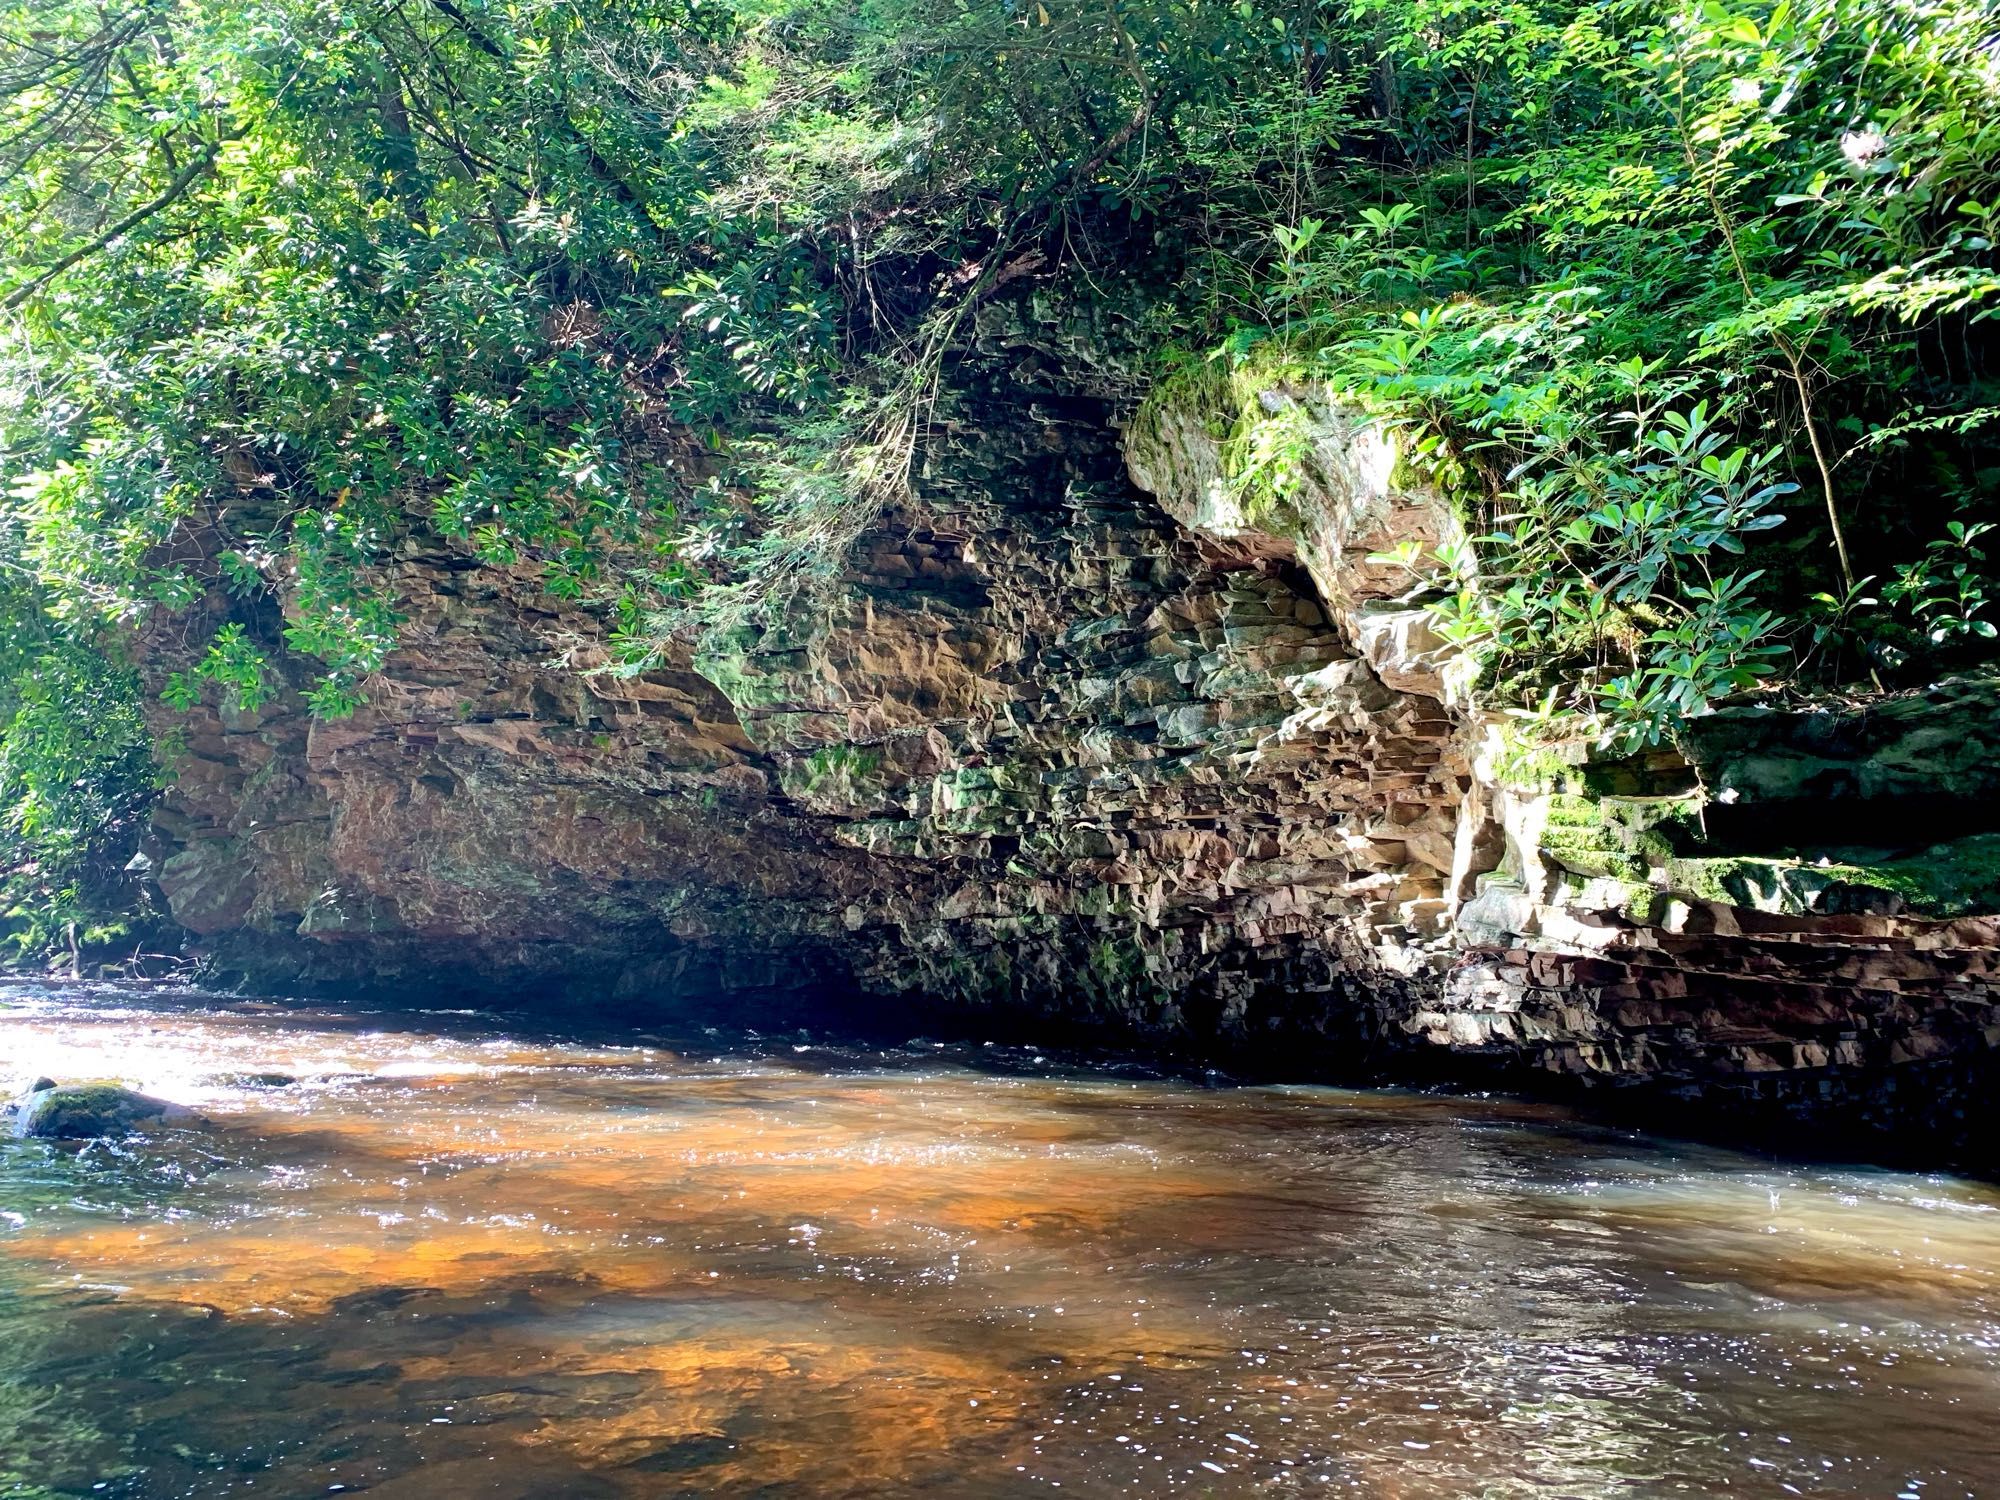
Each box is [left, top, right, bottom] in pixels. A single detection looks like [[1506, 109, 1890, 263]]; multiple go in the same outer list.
[[1663, 834, 2000, 918], [16, 1083, 183, 1140], [1538, 792, 1703, 883], [1539, 794, 1649, 881]]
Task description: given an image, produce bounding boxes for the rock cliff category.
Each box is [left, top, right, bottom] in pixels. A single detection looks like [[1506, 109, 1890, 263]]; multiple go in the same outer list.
[[137, 312, 2000, 1161]]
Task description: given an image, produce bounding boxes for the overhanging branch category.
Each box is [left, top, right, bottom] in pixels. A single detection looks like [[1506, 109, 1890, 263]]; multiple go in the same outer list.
[[3, 140, 220, 310]]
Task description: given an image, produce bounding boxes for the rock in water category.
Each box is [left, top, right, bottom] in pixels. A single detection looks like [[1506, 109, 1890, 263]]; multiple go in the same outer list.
[[16, 1083, 187, 1140]]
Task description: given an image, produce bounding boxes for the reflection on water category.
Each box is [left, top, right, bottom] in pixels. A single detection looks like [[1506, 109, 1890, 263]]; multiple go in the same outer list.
[[3, 985, 1999, 1499]]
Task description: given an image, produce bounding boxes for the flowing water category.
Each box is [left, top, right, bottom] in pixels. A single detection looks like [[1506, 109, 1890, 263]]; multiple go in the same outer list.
[[3, 985, 2000, 1500]]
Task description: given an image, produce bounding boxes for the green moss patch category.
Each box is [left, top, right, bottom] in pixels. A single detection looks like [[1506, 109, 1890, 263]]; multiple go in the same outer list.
[[1664, 834, 2000, 918], [1539, 794, 1648, 881]]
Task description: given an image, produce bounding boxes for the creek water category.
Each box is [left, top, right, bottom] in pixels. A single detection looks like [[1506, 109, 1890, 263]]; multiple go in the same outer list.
[[2, 986, 1999, 1499]]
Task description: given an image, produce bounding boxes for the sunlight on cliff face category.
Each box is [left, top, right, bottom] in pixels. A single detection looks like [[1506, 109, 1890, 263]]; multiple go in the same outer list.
[[6, 989, 2000, 1498]]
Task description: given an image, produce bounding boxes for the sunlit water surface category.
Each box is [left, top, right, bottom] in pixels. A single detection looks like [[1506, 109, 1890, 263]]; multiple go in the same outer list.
[[4, 984, 2000, 1499]]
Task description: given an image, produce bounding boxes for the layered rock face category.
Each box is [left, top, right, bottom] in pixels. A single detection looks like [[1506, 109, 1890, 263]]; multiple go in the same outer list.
[[139, 317, 2000, 1158], [141, 541, 882, 1005]]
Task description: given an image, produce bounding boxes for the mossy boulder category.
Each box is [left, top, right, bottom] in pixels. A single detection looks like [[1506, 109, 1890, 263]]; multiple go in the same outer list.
[[12, 1083, 189, 1140], [1124, 349, 1465, 629]]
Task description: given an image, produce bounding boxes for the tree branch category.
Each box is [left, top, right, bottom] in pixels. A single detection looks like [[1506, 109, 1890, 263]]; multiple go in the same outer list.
[[425, 0, 506, 59], [2, 139, 220, 310], [423, 0, 662, 240]]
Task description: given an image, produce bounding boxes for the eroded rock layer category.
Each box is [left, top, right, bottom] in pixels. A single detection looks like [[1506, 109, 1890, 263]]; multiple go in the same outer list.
[[142, 536, 879, 1004], [137, 318, 2000, 1159]]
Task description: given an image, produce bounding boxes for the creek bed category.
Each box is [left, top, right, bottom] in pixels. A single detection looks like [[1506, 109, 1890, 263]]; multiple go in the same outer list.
[[3, 984, 1998, 1498]]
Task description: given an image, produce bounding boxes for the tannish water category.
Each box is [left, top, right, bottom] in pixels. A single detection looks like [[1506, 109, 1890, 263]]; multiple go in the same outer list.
[[2, 986, 1999, 1499]]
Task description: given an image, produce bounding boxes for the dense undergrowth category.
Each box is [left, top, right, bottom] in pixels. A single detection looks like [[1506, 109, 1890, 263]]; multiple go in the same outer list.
[[1213, 0, 2000, 748], [0, 0, 1994, 953]]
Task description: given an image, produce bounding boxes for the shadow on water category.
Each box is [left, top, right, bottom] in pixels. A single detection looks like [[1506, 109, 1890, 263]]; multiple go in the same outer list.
[[4, 983, 2000, 1499]]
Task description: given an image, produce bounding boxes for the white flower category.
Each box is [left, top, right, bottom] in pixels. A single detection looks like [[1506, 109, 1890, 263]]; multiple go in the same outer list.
[[1841, 128, 1888, 168], [1729, 77, 1762, 106]]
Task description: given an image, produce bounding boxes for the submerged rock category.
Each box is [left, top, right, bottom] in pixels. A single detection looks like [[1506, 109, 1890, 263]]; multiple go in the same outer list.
[[14, 1083, 190, 1140], [213, 1071, 298, 1088]]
